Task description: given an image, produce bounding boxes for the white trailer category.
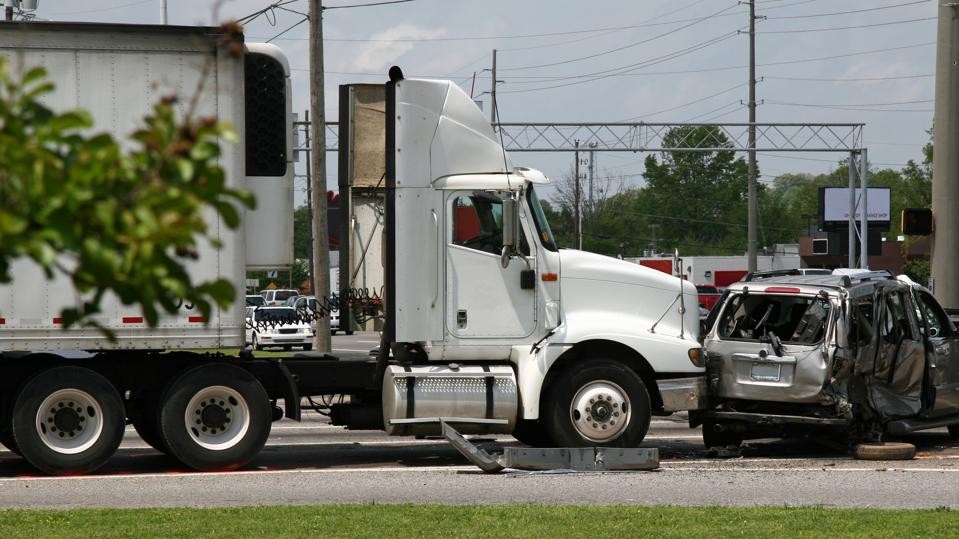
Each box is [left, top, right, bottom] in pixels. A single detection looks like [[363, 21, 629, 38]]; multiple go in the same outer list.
[[0, 23, 705, 476]]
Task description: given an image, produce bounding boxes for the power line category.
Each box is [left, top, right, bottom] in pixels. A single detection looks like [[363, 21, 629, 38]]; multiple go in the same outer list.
[[758, 16, 935, 34], [621, 83, 748, 121], [495, 41, 934, 86], [499, 2, 742, 71], [765, 74, 933, 82], [499, 30, 742, 94], [767, 0, 931, 20], [267, 16, 309, 42], [324, 0, 415, 9]]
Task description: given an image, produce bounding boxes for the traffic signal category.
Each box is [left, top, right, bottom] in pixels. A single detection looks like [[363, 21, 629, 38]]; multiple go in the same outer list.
[[901, 208, 933, 235]]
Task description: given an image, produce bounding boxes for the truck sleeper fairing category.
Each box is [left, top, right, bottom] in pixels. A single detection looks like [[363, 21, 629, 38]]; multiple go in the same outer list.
[[700, 273, 959, 441]]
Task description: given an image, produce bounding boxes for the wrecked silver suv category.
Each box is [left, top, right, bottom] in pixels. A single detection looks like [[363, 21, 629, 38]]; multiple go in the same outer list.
[[692, 270, 959, 449]]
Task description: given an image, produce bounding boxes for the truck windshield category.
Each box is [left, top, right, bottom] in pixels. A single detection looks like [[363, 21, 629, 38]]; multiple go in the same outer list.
[[526, 186, 558, 252]]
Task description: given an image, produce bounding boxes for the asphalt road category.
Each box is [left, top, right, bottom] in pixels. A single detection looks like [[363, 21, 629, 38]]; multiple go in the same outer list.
[[1, 333, 958, 509]]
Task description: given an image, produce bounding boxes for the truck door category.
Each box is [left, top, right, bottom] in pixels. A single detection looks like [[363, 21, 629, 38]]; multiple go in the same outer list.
[[446, 191, 536, 339]]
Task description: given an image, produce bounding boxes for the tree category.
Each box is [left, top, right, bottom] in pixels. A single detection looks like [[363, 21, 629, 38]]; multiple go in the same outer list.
[[639, 125, 749, 255], [0, 55, 252, 330]]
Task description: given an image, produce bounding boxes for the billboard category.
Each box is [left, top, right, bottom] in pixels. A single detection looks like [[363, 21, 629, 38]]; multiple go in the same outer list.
[[820, 187, 891, 231]]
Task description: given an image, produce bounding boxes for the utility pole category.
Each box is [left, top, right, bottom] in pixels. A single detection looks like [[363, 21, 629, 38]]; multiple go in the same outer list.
[[161, 0, 168, 24], [746, 0, 758, 272], [490, 49, 497, 126], [4, 0, 13, 21], [932, 3, 959, 307], [304, 110, 315, 288], [588, 142, 597, 220], [574, 139, 582, 250], [309, 0, 332, 352]]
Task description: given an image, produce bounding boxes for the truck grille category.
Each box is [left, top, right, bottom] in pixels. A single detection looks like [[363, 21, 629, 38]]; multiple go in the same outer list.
[[278, 328, 298, 334]]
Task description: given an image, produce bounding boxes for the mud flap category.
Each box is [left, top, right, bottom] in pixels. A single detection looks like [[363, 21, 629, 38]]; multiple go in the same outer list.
[[441, 421, 659, 473]]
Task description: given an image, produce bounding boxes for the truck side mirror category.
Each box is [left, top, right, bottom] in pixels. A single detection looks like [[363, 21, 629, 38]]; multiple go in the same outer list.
[[501, 197, 520, 268]]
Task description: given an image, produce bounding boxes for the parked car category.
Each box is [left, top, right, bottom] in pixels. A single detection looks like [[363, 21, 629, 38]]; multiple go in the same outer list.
[[695, 270, 959, 450], [246, 306, 314, 351], [292, 295, 351, 335], [246, 295, 265, 307], [260, 288, 299, 306]]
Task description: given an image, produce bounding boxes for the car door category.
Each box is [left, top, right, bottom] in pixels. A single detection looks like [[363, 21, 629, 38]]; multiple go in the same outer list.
[[912, 289, 959, 417], [445, 191, 536, 339], [858, 286, 925, 419]]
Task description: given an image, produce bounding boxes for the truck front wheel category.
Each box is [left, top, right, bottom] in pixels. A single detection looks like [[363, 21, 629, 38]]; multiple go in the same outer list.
[[545, 359, 651, 447], [11, 366, 125, 475], [158, 363, 272, 471]]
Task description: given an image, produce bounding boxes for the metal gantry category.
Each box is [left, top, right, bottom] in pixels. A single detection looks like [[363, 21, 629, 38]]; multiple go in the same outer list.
[[298, 120, 871, 268]]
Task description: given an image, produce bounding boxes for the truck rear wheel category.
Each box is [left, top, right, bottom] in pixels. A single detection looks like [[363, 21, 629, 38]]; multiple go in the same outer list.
[[158, 363, 272, 471], [11, 366, 125, 475], [130, 393, 167, 454], [545, 359, 651, 447]]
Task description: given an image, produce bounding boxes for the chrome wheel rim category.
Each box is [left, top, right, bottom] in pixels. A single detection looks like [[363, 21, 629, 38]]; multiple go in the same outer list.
[[569, 379, 631, 443], [35, 389, 104, 454], [183, 386, 251, 451]]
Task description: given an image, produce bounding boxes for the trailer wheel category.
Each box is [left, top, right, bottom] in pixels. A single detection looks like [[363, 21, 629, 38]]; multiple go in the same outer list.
[[10, 366, 125, 475], [0, 413, 21, 456], [158, 363, 271, 471], [130, 394, 167, 454], [545, 359, 651, 447]]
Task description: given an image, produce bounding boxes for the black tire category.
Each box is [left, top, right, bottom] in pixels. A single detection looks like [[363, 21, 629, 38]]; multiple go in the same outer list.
[[545, 359, 651, 447], [345, 330, 354, 336], [331, 330, 337, 336], [158, 363, 272, 471], [130, 393, 168, 454], [10, 366, 125, 475], [0, 408, 21, 456], [702, 421, 743, 449], [303, 344, 313, 351], [511, 419, 553, 447], [948, 423, 959, 441], [852, 442, 916, 460]]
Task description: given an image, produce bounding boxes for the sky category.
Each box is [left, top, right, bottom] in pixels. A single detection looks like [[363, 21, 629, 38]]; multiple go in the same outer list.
[[29, 0, 938, 206]]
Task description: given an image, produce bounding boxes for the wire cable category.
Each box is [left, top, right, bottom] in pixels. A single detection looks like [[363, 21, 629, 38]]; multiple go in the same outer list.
[[758, 16, 934, 34], [499, 2, 742, 71]]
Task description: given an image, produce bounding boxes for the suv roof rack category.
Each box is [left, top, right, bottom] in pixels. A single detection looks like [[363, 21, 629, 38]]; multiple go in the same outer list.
[[742, 269, 803, 282], [742, 269, 894, 288]]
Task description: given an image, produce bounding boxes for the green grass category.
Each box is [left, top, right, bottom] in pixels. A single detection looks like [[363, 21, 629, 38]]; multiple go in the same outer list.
[[0, 505, 955, 538]]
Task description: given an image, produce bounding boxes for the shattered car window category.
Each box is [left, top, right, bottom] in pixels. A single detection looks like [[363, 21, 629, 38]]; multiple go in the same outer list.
[[717, 294, 831, 344]]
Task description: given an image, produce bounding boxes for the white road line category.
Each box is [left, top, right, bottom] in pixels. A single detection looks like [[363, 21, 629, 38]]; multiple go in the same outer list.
[[331, 348, 375, 353], [3, 463, 957, 484]]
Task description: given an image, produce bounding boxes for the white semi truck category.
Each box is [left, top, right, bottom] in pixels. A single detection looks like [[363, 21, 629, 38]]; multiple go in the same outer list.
[[0, 22, 705, 476]]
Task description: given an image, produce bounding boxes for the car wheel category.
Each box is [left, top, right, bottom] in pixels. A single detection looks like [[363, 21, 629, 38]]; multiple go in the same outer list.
[[283, 345, 292, 351], [701, 421, 743, 449], [545, 359, 651, 447], [158, 363, 272, 471], [331, 330, 337, 336], [11, 366, 125, 475], [852, 442, 916, 460], [303, 344, 313, 351], [345, 330, 354, 336]]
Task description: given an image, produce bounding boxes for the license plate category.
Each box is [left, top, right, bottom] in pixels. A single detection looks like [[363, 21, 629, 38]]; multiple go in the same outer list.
[[750, 362, 781, 382]]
